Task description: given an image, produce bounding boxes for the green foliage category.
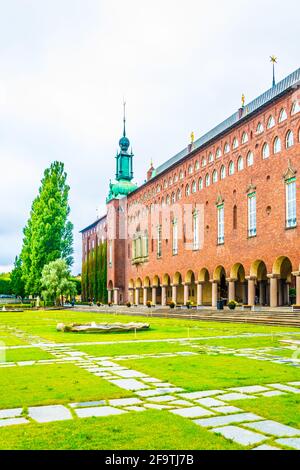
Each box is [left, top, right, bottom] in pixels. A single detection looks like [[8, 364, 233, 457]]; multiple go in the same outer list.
[[81, 241, 107, 303], [41, 259, 77, 306], [20, 161, 74, 295], [10, 256, 25, 298], [0, 272, 11, 295], [70, 276, 81, 295]]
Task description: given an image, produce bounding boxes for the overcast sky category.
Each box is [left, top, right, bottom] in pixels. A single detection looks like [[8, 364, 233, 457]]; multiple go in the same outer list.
[[0, 0, 299, 275]]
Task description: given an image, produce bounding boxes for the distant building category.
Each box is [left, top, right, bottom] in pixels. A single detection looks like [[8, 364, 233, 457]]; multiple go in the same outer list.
[[81, 67, 300, 308]]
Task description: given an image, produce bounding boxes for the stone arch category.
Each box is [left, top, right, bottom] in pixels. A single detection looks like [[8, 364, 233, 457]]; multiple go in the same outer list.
[[152, 275, 162, 304], [250, 259, 268, 306], [128, 279, 135, 289], [230, 263, 245, 281], [198, 268, 211, 305], [185, 270, 196, 304], [162, 273, 172, 304], [250, 259, 267, 280], [272, 256, 293, 306], [136, 277, 142, 288], [144, 276, 151, 288], [230, 263, 246, 303], [143, 276, 152, 303], [152, 275, 161, 287], [173, 271, 184, 304], [108, 280, 114, 290], [173, 271, 182, 286], [185, 269, 195, 284], [162, 273, 171, 286], [213, 265, 228, 301]]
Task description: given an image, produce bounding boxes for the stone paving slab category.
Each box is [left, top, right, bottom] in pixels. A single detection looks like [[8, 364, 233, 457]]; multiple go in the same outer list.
[[288, 381, 300, 386], [213, 406, 243, 414], [259, 390, 286, 397], [113, 369, 146, 378], [142, 377, 161, 383], [147, 395, 177, 403], [136, 388, 183, 397], [267, 384, 300, 394], [194, 412, 263, 428], [229, 385, 270, 394], [109, 398, 142, 407], [275, 438, 300, 449], [28, 405, 72, 423], [0, 417, 28, 427], [75, 406, 126, 418], [170, 406, 215, 418], [70, 400, 106, 408], [171, 399, 193, 406], [196, 397, 226, 407], [109, 379, 149, 390], [144, 404, 174, 410], [179, 390, 224, 400], [211, 425, 267, 446], [125, 406, 146, 412], [217, 392, 256, 401], [245, 420, 300, 437], [0, 408, 23, 419]]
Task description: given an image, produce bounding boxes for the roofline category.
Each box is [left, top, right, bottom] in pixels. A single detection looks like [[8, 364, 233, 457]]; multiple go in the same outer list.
[[127, 67, 300, 198], [80, 214, 107, 233]]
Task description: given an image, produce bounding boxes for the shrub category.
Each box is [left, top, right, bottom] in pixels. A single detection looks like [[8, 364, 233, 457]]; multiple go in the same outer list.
[[146, 300, 152, 308], [126, 302, 131, 308], [169, 301, 176, 309], [228, 300, 237, 310]]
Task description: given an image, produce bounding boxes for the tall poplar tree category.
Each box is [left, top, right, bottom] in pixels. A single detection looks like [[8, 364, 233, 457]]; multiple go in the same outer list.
[[20, 161, 74, 295]]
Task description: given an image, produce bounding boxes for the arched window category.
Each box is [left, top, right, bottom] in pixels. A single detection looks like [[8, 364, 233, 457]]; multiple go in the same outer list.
[[179, 170, 184, 180], [247, 151, 254, 166], [256, 122, 264, 134], [291, 100, 300, 115], [262, 142, 270, 159], [192, 180, 197, 193], [208, 152, 214, 163], [241, 132, 248, 144], [216, 147, 222, 158], [286, 130, 294, 149], [279, 108, 287, 122], [273, 136, 281, 154], [220, 165, 226, 180], [177, 188, 182, 200], [237, 156, 244, 171], [174, 174, 178, 183], [171, 192, 175, 204], [185, 184, 190, 196], [166, 195, 171, 205], [202, 157, 206, 167], [188, 165, 193, 175], [198, 177, 203, 190], [205, 173, 210, 187], [267, 115, 275, 129], [195, 160, 200, 171], [163, 179, 167, 189], [212, 169, 218, 183], [232, 137, 239, 149], [229, 161, 234, 175], [169, 177, 173, 185], [224, 142, 230, 154], [233, 205, 237, 230]]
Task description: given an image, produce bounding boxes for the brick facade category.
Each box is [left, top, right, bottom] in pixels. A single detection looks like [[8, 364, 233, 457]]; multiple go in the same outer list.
[[82, 68, 300, 308]]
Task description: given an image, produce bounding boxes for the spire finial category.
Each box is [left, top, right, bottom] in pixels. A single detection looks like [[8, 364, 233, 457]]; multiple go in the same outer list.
[[123, 99, 126, 137], [270, 55, 277, 87], [241, 94, 245, 108]]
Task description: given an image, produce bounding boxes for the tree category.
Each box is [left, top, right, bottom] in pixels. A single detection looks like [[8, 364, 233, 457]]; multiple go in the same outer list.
[[0, 273, 11, 295], [20, 161, 74, 295], [41, 259, 77, 306], [10, 257, 25, 298]]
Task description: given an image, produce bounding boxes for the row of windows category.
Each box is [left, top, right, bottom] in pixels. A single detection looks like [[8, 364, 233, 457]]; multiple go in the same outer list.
[[150, 102, 300, 194]]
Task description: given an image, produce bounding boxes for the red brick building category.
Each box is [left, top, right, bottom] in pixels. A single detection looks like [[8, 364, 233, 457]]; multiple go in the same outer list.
[[81, 67, 300, 308]]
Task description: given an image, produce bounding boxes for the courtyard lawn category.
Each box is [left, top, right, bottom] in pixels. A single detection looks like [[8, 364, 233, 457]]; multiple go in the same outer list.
[[0, 363, 131, 409], [0, 331, 30, 346], [119, 354, 300, 391], [3, 347, 54, 362], [0, 410, 244, 450], [1, 310, 299, 345]]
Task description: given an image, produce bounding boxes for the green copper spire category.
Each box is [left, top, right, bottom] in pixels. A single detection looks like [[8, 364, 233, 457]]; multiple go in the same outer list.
[[107, 103, 137, 203]]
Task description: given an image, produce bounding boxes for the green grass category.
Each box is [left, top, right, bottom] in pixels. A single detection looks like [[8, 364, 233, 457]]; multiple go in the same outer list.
[[120, 354, 300, 391], [0, 410, 244, 450], [0, 363, 131, 409], [2, 347, 54, 362], [0, 332, 29, 346], [1, 310, 299, 344]]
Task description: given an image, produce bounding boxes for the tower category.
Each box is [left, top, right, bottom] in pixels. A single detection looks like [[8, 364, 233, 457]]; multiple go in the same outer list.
[[107, 103, 137, 202]]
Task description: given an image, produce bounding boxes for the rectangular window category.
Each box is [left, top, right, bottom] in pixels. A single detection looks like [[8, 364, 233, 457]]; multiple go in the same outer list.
[[144, 232, 149, 257], [172, 219, 178, 255], [193, 212, 199, 250], [217, 204, 224, 244], [157, 225, 162, 257], [286, 178, 297, 228], [109, 243, 113, 266], [248, 192, 257, 237]]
